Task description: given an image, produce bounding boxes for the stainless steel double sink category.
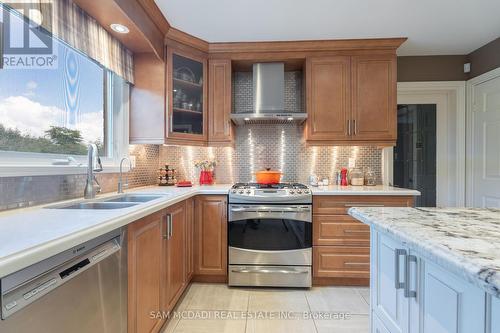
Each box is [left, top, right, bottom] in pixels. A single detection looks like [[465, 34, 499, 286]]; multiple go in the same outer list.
[[46, 194, 168, 210]]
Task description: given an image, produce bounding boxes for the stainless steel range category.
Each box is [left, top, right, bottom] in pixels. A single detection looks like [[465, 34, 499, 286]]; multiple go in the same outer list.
[[228, 183, 312, 288]]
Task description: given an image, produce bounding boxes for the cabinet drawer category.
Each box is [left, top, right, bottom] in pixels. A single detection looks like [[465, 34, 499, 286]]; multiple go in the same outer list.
[[313, 195, 414, 215], [313, 246, 370, 278], [313, 215, 370, 246]]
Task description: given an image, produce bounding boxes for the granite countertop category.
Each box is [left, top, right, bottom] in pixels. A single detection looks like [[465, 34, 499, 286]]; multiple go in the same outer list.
[[349, 207, 500, 297]]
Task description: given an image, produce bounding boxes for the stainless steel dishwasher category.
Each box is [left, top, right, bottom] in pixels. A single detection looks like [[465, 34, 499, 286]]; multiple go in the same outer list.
[[0, 228, 127, 333]]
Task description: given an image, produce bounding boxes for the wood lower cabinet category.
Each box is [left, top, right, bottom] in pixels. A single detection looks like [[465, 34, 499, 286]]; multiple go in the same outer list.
[[312, 195, 414, 286], [314, 246, 370, 279], [185, 197, 194, 282], [128, 200, 190, 333], [163, 201, 186, 311], [306, 54, 397, 146], [128, 211, 167, 333], [193, 195, 227, 281], [313, 215, 370, 246]]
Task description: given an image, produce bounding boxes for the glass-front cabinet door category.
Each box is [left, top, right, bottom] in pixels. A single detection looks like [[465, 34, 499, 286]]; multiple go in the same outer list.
[[167, 47, 207, 143]]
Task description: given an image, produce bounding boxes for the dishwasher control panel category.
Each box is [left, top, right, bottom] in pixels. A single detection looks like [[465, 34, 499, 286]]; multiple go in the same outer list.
[[1, 237, 120, 319]]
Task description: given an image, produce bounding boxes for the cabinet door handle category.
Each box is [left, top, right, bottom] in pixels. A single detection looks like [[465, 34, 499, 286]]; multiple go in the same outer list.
[[347, 120, 352, 136], [163, 215, 169, 240], [394, 249, 407, 289], [353, 119, 357, 135], [344, 203, 385, 207], [344, 229, 370, 234], [344, 262, 370, 266], [168, 214, 173, 239], [404, 254, 417, 298]]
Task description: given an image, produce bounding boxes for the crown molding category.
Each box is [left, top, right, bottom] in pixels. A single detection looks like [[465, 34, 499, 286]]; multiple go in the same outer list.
[[208, 38, 407, 54]]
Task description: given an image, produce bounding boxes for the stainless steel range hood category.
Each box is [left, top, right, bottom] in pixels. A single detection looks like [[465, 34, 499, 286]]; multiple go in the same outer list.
[[231, 62, 307, 125]]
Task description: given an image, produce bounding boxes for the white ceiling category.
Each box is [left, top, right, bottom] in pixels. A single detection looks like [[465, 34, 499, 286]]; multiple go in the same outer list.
[[155, 0, 500, 56]]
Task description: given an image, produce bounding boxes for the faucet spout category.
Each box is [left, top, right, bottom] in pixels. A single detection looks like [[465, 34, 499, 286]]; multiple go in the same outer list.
[[118, 157, 133, 194], [84, 144, 103, 199]]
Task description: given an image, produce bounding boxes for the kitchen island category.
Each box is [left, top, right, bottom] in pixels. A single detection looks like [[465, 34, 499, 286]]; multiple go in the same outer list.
[[349, 207, 500, 333]]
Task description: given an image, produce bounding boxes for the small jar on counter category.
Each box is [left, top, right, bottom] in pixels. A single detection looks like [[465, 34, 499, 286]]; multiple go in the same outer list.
[[365, 168, 377, 186], [350, 168, 364, 186]]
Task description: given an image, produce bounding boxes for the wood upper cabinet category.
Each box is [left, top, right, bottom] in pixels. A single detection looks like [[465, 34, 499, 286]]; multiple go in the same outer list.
[[306, 56, 351, 141], [164, 201, 186, 311], [130, 53, 166, 144], [128, 211, 167, 333], [208, 59, 233, 145], [166, 45, 208, 145], [306, 53, 397, 146], [194, 195, 227, 279], [351, 54, 397, 143]]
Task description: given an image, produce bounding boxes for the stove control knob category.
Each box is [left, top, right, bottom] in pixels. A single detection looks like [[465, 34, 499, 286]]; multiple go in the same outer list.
[[238, 190, 244, 194], [246, 190, 251, 194], [304, 190, 310, 194], [289, 190, 295, 194], [232, 190, 237, 193], [297, 190, 302, 194]]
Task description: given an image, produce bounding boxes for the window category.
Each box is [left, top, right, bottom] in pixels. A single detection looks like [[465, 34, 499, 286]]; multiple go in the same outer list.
[[0, 6, 130, 176]]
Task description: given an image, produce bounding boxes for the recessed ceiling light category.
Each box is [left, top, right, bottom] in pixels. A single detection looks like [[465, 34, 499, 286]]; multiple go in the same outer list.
[[244, 117, 250, 121], [287, 117, 294, 121], [110, 23, 129, 34]]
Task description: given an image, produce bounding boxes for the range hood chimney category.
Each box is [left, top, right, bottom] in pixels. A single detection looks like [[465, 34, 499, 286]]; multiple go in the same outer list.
[[231, 62, 307, 125]]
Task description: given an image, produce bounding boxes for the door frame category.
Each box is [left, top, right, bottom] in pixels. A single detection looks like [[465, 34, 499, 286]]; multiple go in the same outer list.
[[383, 81, 466, 207], [466, 67, 500, 206]]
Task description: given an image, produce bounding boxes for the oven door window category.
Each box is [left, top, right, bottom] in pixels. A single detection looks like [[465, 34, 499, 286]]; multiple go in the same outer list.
[[229, 218, 312, 251]]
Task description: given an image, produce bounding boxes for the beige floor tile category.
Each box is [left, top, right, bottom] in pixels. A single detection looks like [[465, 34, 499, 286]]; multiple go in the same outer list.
[[172, 311, 246, 333], [174, 284, 196, 311], [356, 288, 370, 305], [161, 317, 180, 333], [186, 283, 250, 311], [248, 289, 310, 312], [306, 287, 369, 315], [315, 314, 369, 333], [246, 318, 317, 333]]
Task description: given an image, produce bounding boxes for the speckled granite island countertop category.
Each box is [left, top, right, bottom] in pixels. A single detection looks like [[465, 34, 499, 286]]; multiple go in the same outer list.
[[348, 207, 500, 297]]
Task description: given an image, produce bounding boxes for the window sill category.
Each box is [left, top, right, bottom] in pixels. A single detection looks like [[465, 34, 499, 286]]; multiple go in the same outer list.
[[0, 165, 123, 177]]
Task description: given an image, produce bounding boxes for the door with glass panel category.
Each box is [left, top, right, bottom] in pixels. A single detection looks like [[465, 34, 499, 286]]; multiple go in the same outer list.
[[166, 47, 207, 143], [393, 104, 437, 207]]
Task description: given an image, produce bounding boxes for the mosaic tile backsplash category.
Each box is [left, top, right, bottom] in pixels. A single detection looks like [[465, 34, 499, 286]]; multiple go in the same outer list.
[[0, 145, 159, 211], [160, 124, 383, 185]]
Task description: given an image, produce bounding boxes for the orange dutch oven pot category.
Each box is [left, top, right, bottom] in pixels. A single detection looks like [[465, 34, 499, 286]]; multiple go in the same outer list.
[[255, 168, 282, 184]]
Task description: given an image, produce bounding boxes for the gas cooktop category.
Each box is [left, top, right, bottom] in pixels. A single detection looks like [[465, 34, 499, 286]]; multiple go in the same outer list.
[[229, 182, 311, 204], [232, 182, 309, 190]]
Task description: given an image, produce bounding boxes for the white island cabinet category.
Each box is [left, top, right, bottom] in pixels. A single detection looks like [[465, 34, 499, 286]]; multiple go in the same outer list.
[[371, 229, 488, 333], [348, 207, 500, 333]]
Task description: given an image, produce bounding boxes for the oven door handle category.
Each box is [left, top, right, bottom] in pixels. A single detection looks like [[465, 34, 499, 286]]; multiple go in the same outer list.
[[230, 206, 310, 213], [231, 268, 309, 275]]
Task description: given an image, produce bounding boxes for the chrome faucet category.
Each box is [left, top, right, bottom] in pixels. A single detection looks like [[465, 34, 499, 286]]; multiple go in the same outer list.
[[84, 144, 103, 199], [118, 157, 132, 194]]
